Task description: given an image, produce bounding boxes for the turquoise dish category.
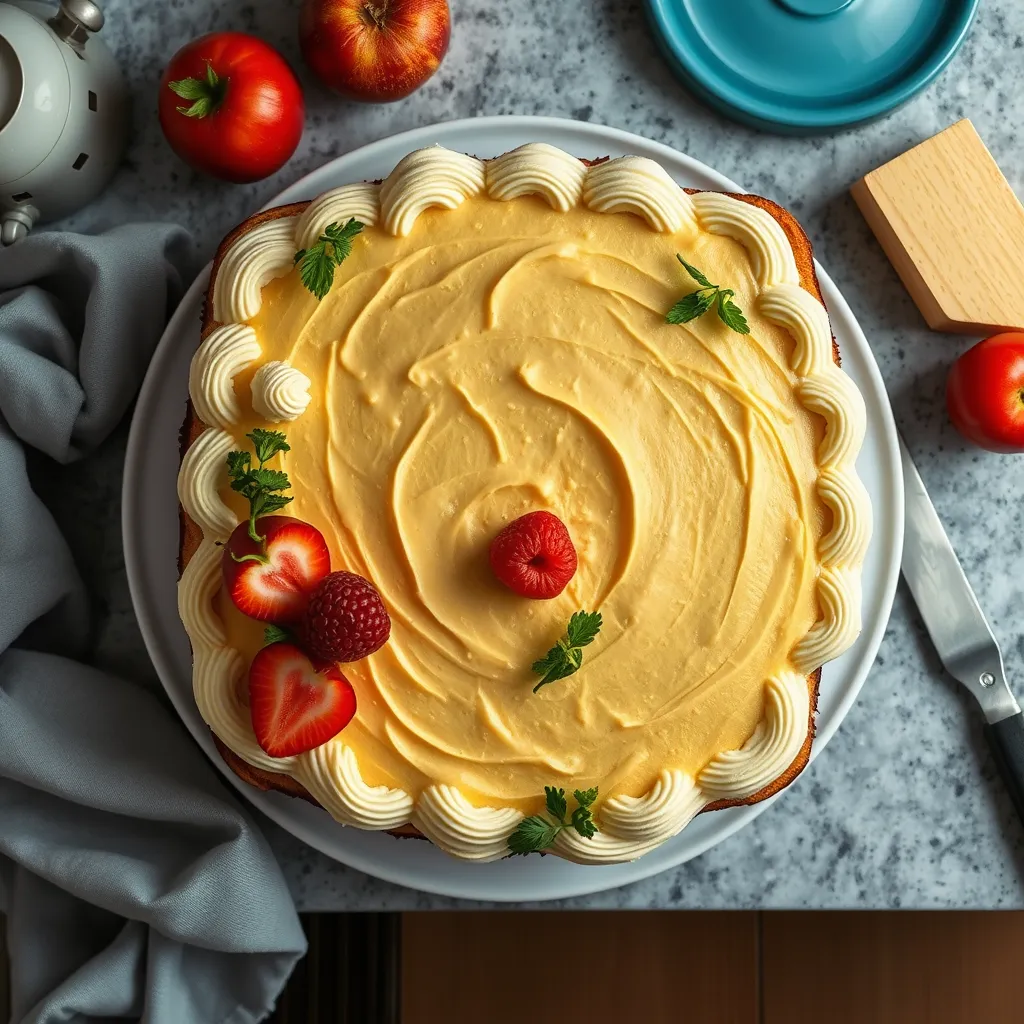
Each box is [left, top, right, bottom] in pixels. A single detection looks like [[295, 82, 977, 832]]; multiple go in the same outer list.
[[645, 0, 979, 134]]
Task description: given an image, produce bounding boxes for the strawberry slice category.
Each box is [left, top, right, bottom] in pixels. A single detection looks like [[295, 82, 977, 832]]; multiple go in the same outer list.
[[222, 515, 331, 623], [248, 642, 356, 757]]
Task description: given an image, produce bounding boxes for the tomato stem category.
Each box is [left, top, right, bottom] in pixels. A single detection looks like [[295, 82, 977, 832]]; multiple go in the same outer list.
[[167, 60, 229, 120]]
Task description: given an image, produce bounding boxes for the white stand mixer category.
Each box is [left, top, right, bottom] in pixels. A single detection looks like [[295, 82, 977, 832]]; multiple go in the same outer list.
[[0, 0, 128, 244]]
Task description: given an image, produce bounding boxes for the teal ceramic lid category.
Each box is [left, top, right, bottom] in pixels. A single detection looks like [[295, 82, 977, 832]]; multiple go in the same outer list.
[[645, 0, 978, 134]]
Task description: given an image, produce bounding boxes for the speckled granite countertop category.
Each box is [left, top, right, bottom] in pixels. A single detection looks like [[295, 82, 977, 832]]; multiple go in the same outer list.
[[59, 0, 1024, 909]]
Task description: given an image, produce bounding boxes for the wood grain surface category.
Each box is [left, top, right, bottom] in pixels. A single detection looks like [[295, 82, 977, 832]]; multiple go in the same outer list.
[[762, 911, 1024, 1024], [268, 913, 400, 1024], [402, 910, 1024, 1024], [851, 119, 1024, 335], [402, 911, 758, 1024], [5, 910, 1024, 1021]]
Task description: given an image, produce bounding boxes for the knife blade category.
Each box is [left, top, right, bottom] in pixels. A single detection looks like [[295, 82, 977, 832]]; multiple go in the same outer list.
[[900, 434, 1024, 824], [900, 434, 1018, 723]]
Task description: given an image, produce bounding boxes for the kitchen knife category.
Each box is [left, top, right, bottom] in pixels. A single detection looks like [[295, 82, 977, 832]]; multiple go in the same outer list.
[[899, 435, 1024, 822]]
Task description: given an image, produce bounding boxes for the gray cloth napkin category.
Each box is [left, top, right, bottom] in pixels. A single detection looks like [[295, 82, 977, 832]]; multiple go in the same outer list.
[[0, 227, 306, 1024]]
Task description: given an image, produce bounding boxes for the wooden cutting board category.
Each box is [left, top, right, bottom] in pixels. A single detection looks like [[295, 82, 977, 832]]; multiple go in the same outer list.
[[851, 119, 1024, 335]]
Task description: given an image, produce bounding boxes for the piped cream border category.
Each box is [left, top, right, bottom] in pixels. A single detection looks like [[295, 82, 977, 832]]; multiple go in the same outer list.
[[178, 144, 871, 865]]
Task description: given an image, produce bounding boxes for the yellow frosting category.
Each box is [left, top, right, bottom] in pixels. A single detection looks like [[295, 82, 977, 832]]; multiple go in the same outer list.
[[220, 194, 828, 810]]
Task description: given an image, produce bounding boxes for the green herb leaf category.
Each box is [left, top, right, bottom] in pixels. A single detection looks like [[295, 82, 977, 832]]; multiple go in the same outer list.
[[250, 428, 290, 464], [573, 786, 599, 809], [298, 250, 335, 302], [294, 218, 364, 301], [229, 468, 290, 506], [531, 610, 603, 693], [666, 257, 750, 336], [248, 467, 290, 492], [666, 288, 716, 325], [507, 815, 562, 856], [530, 645, 578, 688], [570, 805, 598, 839], [717, 291, 750, 335], [507, 787, 601, 856], [226, 429, 292, 545], [675, 254, 714, 288], [264, 625, 290, 645], [545, 786, 568, 823], [322, 219, 363, 263], [565, 611, 603, 649], [226, 450, 251, 478], [253, 492, 293, 517]]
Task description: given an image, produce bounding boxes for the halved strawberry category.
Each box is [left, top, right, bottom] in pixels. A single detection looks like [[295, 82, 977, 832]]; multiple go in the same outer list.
[[222, 515, 331, 623], [248, 642, 356, 757]]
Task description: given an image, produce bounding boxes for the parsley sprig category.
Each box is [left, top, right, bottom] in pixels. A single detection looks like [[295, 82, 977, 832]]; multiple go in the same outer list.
[[531, 611, 603, 693], [508, 786, 599, 855], [293, 219, 363, 301], [226, 429, 292, 560], [666, 255, 750, 335]]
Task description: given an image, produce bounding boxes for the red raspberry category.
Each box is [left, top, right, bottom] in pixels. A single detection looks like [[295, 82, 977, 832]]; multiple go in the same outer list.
[[489, 511, 578, 599], [298, 571, 391, 663]]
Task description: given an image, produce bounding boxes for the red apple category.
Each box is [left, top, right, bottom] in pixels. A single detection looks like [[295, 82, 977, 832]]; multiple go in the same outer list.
[[299, 0, 450, 102]]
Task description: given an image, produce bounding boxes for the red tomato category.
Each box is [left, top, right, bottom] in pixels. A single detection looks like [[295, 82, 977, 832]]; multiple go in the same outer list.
[[947, 332, 1024, 453], [158, 33, 304, 183]]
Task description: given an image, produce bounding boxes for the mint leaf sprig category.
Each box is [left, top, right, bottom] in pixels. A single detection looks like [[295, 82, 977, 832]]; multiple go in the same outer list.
[[226, 428, 292, 560], [531, 610, 602, 693], [666, 255, 750, 335], [508, 786, 600, 856], [293, 219, 363, 301]]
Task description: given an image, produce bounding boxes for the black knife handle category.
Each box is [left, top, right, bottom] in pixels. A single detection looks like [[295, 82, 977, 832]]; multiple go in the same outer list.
[[985, 713, 1024, 824]]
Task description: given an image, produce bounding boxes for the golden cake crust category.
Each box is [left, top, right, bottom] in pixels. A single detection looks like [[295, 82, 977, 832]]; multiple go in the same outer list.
[[180, 163, 836, 838]]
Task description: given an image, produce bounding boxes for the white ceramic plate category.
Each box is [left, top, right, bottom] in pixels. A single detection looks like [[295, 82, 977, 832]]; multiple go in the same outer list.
[[123, 116, 903, 902]]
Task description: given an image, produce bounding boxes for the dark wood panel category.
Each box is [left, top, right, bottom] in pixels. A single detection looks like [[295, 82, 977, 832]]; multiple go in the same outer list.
[[762, 911, 1024, 1024], [11, 905, 1024, 1022], [0, 913, 7, 1024], [402, 911, 758, 1024], [269, 913, 400, 1024]]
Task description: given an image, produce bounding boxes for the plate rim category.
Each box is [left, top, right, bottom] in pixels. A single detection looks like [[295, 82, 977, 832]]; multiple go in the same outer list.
[[643, 0, 979, 132], [123, 114, 904, 902]]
